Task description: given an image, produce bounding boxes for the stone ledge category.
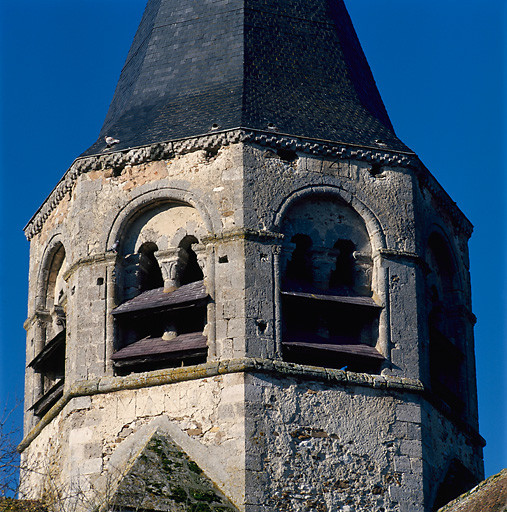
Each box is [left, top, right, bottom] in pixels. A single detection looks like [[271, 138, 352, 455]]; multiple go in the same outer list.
[[18, 358, 424, 453], [19, 357, 484, 452]]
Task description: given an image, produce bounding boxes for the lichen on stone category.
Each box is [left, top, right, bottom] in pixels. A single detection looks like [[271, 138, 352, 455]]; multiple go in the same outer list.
[[109, 431, 237, 511]]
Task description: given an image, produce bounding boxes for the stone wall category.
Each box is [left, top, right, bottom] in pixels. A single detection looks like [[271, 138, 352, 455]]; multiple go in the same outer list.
[[21, 135, 483, 511], [21, 372, 246, 510], [244, 372, 425, 512]]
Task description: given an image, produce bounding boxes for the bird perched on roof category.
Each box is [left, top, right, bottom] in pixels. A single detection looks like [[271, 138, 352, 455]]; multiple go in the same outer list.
[[105, 136, 120, 147]]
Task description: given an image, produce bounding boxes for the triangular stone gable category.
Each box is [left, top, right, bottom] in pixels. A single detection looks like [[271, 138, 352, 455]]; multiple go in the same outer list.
[[108, 431, 238, 512]]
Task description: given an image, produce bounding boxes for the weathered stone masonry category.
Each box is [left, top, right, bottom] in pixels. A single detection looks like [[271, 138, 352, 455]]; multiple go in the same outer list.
[[21, 0, 484, 510]]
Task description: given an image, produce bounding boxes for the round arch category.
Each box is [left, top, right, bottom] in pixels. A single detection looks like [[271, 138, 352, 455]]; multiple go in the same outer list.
[[36, 234, 67, 311], [106, 187, 218, 253], [272, 185, 386, 252], [425, 223, 463, 292]]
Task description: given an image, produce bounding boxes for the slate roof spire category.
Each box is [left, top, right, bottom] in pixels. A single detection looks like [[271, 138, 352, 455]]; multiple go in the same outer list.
[[82, 0, 410, 156]]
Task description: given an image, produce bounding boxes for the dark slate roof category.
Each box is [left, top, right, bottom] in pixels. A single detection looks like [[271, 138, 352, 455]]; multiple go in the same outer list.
[[81, 0, 411, 156], [112, 280, 207, 316]]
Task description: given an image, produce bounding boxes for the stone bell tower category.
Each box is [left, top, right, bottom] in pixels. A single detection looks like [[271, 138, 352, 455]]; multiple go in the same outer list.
[[21, 0, 484, 510]]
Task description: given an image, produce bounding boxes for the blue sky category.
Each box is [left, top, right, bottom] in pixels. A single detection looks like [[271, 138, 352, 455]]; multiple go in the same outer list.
[[0, 0, 505, 480]]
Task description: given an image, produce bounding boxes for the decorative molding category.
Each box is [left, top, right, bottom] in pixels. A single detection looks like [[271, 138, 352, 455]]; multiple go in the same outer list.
[[18, 356, 485, 452], [23, 309, 52, 331], [24, 128, 470, 241], [19, 357, 425, 452]]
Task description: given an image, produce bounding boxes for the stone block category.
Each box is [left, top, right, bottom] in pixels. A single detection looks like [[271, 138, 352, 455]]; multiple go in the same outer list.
[[410, 457, 424, 472], [115, 392, 136, 420], [394, 455, 412, 472], [67, 396, 92, 413], [400, 439, 422, 458], [69, 426, 94, 445], [79, 457, 103, 475], [396, 404, 422, 423], [222, 384, 245, 404]]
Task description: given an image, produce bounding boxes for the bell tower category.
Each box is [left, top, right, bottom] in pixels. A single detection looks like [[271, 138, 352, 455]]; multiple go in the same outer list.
[[21, 0, 484, 510]]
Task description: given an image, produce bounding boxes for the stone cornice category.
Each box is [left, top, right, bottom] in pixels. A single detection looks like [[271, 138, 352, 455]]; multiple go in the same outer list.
[[19, 357, 485, 452], [19, 357, 426, 452], [23, 128, 470, 241], [24, 129, 418, 241]]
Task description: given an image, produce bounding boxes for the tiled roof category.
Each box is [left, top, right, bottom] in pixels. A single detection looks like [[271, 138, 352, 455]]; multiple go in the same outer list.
[[81, 0, 410, 157], [438, 468, 507, 512], [112, 281, 207, 316]]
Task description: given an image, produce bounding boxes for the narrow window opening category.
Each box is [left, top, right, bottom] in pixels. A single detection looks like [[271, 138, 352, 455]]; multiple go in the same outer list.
[[329, 239, 356, 291], [30, 244, 67, 418], [179, 236, 204, 285], [427, 234, 466, 417], [138, 242, 164, 293], [284, 234, 313, 291]]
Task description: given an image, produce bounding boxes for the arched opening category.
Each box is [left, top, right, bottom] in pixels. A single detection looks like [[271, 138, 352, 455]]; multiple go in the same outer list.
[[45, 244, 66, 310], [30, 243, 67, 418], [112, 202, 209, 374], [279, 195, 383, 373], [284, 234, 313, 291], [329, 239, 356, 291], [426, 233, 466, 416], [432, 460, 478, 510]]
